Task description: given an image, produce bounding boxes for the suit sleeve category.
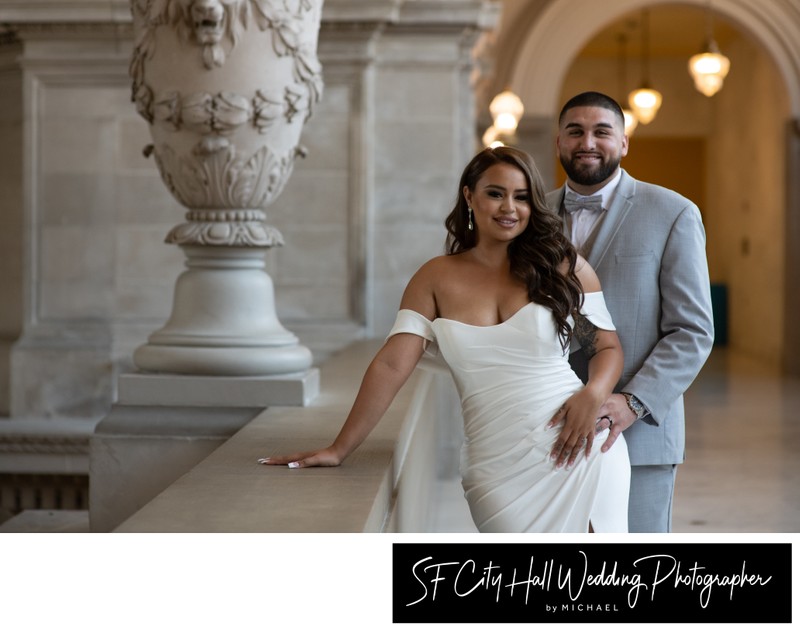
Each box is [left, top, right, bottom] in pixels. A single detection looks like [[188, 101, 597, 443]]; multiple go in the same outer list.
[[623, 203, 715, 425]]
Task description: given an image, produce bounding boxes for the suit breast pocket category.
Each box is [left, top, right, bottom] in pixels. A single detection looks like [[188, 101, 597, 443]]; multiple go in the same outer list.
[[615, 251, 656, 265], [613, 251, 658, 293]]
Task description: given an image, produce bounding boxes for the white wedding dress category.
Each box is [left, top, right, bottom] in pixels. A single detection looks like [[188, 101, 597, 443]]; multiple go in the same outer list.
[[388, 292, 630, 533]]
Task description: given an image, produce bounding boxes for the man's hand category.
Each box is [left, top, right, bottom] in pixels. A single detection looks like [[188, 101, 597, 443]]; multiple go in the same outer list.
[[596, 393, 637, 452]]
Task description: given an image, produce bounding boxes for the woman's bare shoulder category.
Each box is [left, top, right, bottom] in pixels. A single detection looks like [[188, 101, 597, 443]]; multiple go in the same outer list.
[[402, 254, 469, 316], [412, 254, 464, 280], [400, 255, 448, 314], [556, 254, 601, 292], [575, 255, 602, 292]]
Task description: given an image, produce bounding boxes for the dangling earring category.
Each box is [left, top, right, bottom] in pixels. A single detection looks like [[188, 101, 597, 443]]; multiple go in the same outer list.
[[467, 207, 474, 231]]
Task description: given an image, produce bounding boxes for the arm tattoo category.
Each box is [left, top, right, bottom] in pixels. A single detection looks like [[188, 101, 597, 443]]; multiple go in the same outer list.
[[573, 313, 599, 358]]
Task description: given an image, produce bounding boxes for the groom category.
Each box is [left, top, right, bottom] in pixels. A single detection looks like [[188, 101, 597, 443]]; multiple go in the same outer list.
[[547, 91, 714, 533]]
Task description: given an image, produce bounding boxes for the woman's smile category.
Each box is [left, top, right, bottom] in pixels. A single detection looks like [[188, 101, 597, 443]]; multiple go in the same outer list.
[[494, 215, 519, 228]]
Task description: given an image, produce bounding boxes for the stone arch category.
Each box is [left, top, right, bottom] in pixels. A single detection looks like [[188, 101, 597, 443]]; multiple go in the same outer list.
[[506, 0, 800, 119], [498, 0, 800, 373]]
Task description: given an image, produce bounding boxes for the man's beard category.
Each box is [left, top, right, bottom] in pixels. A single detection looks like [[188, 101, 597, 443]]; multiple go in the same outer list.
[[560, 152, 620, 186]]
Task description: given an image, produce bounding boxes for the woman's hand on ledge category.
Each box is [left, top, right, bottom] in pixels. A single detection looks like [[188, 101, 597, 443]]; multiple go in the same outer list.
[[258, 446, 342, 469]]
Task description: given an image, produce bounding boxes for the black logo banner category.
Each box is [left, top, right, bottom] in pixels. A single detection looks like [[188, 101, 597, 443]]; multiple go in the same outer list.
[[393, 543, 791, 624]]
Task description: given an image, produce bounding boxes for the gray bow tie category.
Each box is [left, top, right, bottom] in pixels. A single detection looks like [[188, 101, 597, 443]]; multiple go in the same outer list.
[[564, 191, 603, 214]]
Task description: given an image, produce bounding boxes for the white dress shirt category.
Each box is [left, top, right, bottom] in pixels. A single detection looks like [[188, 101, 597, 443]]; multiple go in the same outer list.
[[566, 170, 622, 250]]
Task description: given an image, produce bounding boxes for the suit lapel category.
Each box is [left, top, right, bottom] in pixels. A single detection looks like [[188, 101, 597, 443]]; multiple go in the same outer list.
[[554, 188, 572, 239], [585, 169, 636, 268]]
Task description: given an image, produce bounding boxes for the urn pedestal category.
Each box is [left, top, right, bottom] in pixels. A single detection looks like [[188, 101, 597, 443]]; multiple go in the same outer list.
[[128, 0, 323, 378], [132, 243, 312, 376], [88, 0, 325, 532]]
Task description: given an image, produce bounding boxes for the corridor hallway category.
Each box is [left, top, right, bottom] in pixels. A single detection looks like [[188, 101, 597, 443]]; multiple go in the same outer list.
[[433, 348, 800, 533]]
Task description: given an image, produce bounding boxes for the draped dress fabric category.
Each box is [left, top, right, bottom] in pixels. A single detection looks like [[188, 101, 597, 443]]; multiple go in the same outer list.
[[388, 292, 630, 533]]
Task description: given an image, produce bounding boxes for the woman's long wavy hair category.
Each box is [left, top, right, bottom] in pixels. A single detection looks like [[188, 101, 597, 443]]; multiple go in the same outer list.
[[444, 146, 583, 348]]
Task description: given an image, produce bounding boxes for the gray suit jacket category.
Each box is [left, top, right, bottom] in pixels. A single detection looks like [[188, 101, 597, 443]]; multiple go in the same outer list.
[[547, 169, 714, 466]]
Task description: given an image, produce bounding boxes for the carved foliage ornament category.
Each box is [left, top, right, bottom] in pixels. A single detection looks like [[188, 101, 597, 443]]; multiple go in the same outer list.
[[154, 136, 304, 246], [130, 0, 323, 127], [151, 87, 304, 134], [166, 218, 285, 247], [153, 137, 303, 209], [155, 90, 251, 133], [129, 0, 321, 242]]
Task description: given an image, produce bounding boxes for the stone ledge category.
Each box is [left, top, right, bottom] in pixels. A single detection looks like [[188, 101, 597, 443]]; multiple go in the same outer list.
[[89, 404, 264, 532], [117, 369, 320, 408], [114, 339, 436, 533], [0, 509, 89, 532]]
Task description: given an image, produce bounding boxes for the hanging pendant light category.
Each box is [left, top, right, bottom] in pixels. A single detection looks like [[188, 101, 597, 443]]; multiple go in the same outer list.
[[482, 89, 524, 147], [623, 109, 638, 136], [629, 85, 662, 124], [628, 8, 662, 125], [616, 33, 638, 136], [482, 125, 504, 148], [688, 2, 730, 97], [489, 89, 524, 133]]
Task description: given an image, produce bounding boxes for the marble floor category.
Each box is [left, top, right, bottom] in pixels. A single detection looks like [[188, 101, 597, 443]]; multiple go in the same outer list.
[[431, 348, 800, 533]]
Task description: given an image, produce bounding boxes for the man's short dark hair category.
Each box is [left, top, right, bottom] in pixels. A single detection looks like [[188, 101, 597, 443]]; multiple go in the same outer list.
[[558, 91, 625, 128]]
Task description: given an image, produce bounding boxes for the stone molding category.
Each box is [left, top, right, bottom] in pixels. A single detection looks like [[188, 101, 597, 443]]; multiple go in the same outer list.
[[0, 21, 133, 41], [0, 419, 98, 475], [0, 1, 130, 23], [0, 434, 89, 455]]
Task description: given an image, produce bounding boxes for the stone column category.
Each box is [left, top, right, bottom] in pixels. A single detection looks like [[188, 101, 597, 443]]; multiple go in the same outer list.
[[0, 33, 24, 418], [514, 115, 558, 188]]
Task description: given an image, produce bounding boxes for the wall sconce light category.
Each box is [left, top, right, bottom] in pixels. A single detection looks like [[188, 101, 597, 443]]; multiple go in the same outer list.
[[688, 1, 730, 97], [628, 8, 662, 125]]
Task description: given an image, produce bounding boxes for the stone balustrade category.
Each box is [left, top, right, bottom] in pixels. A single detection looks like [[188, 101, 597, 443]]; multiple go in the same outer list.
[[113, 339, 462, 532]]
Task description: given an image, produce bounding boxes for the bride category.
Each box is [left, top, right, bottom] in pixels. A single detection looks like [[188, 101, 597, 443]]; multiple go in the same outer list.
[[260, 146, 630, 533]]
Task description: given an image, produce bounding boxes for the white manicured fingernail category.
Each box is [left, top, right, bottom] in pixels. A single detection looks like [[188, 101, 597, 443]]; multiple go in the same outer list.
[[288, 461, 301, 469], [257, 458, 270, 464]]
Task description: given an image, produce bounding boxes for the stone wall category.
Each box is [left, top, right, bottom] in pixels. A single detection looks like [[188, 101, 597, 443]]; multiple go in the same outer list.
[[0, 1, 497, 422]]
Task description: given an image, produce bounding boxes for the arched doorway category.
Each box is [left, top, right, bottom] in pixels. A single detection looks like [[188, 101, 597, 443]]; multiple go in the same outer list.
[[484, 0, 800, 373]]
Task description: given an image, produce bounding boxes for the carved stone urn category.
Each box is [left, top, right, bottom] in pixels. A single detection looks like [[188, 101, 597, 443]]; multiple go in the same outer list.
[[128, 0, 322, 376]]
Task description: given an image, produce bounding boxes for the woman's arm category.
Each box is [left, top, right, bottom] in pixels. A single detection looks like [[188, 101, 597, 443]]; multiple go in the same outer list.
[[547, 257, 624, 468], [261, 260, 439, 469], [262, 333, 426, 468]]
